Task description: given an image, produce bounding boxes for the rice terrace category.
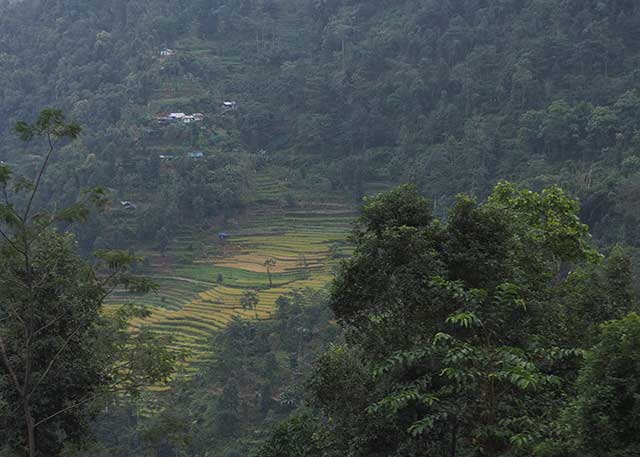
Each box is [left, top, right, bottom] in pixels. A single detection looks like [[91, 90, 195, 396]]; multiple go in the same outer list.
[[108, 201, 356, 376]]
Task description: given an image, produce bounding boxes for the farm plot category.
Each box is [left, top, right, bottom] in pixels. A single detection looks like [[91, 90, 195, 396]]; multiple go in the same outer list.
[[109, 204, 356, 374]]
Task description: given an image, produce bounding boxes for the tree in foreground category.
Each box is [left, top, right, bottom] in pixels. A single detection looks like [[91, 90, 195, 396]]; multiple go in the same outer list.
[[573, 313, 640, 455], [540, 313, 640, 457], [0, 110, 175, 457], [258, 183, 637, 457]]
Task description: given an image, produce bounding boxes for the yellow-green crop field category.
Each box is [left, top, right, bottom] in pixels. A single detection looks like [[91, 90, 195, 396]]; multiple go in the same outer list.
[[109, 30, 361, 381], [108, 203, 355, 377]]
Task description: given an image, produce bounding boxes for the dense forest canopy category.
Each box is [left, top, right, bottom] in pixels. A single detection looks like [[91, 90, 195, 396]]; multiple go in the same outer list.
[[257, 183, 639, 457], [1, 0, 640, 456], [0, 0, 640, 252]]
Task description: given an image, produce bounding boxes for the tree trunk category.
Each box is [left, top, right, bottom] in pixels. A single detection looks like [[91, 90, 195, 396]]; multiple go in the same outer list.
[[450, 417, 457, 457], [24, 399, 36, 457]]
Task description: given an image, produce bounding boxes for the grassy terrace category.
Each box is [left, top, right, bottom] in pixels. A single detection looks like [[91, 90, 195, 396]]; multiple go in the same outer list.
[[108, 203, 356, 376], [108, 18, 359, 381]]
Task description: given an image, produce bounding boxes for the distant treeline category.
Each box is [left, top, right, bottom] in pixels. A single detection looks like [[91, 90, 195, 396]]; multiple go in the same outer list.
[[1, 0, 640, 253]]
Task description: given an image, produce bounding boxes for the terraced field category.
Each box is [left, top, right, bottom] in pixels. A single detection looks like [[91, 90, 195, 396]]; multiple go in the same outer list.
[[112, 10, 359, 379], [109, 202, 355, 375]]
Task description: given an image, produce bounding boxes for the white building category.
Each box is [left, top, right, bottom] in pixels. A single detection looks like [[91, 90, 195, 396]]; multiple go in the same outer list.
[[120, 201, 137, 210], [222, 101, 238, 110]]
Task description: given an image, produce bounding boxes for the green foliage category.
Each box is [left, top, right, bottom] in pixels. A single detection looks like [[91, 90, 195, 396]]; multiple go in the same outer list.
[[0, 111, 175, 457], [2, 0, 640, 258], [254, 414, 324, 457], [259, 183, 639, 457], [357, 184, 432, 236], [14, 108, 81, 142], [89, 289, 337, 457], [568, 313, 640, 456], [0, 1, 639, 455], [488, 181, 600, 267]]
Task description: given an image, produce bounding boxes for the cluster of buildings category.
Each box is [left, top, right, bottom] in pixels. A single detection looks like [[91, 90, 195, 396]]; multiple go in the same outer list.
[[156, 100, 238, 126], [156, 112, 205, 125]]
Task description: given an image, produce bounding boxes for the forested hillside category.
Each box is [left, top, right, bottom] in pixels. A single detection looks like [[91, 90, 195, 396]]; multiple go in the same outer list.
[[2, 1, 640, 456], [1, 0, 640, 251]]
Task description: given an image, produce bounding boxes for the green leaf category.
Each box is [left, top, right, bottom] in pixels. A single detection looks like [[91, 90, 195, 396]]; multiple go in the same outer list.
[[0, 203, 20, 227], [433, 332, 453, 345], [14, 177, 34, 193], [15, 121, 34, 141], [83, 186, 110, 212], [0, 163, 11, 185], [368, 388, 438, 416], [16, 108, 82, 141], [446, 311, 483, 328], [95, 250, 143, 270], [408, 416, 436, 436]]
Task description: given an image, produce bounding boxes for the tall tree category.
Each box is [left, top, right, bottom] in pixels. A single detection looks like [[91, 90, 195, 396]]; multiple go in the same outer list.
[[0, 110, 174, 457], [270, 183, 629, 457], [264, 257, 276, 286]]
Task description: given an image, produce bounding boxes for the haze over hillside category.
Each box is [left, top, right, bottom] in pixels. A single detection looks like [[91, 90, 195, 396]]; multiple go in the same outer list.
[[0, 0, 639, 254], [1, 1, 640, 457]]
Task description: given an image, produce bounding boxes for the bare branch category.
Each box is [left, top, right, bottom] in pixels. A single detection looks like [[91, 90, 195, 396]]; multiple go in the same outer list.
[[34, 382, 157, 428], [0, 226, 25, 255], [23, 131, 54, 223], [2, 184, 9, 206], [31, 324, 84, 394], [33, 392, 101, 428], [32, 310, 69, 339]]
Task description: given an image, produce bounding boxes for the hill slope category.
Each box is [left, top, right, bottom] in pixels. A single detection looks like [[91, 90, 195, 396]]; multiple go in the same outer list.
[[1, 1, 640, 253], [2, 0, 640, 372], [109, 202, 354, 374]]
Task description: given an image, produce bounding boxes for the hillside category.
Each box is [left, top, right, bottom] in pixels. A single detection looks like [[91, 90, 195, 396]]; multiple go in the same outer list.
[[0, 0, 638, 382], [1, 1, 639, 251], [2, 1, 640, 455], [109, 202, 354, 374]]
